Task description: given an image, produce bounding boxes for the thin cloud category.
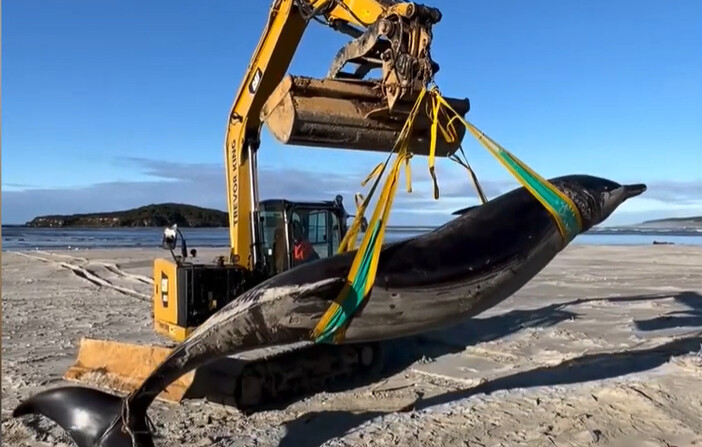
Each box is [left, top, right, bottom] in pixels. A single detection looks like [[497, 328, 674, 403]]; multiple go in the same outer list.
[[113, 156, 515, 201], [3, 157, 504, 225], [3, 157, 700, 226], [108, 156, 516, 210], [637, 179, 702, 204], [2, 182, 39, 189]]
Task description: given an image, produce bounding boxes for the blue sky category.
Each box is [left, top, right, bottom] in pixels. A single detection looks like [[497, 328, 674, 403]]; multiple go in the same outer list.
[[3, 0, 701, 226]]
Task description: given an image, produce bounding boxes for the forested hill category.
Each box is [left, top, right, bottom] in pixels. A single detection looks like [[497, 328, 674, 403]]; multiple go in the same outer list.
[[26, 203, 228, 228]]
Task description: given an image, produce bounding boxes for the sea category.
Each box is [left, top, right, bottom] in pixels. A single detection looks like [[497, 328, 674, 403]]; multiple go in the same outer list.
[[1, 226, 701, 252]]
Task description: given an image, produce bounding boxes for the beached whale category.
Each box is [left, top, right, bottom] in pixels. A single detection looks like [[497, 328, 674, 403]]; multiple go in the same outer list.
[[13, 174, 646, 447]]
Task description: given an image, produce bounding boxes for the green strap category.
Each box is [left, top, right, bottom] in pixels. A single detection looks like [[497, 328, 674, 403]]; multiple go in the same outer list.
[[313, 219, 382, 344], [499, 150, 581, 243], [429, 89, 583, 245]]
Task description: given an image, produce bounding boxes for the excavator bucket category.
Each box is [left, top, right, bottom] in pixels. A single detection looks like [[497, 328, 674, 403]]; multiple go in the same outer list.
[[261, 75, 470, 157], [63, 337, 192, 403]]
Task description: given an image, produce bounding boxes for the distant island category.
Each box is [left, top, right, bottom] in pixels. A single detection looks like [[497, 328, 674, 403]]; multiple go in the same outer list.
[[636, 215, 702, 229], [23, 204, 702, 231], [26, 203, 228, 228]]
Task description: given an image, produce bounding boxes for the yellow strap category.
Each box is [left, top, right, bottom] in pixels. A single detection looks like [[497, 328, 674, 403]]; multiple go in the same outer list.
[[438, 106, 459, 143], [337, 87, 427, 255], [362, 162, 386, 187], [313, 88, 427, 342], [337, 158, 393, 254], [427, 87, 583, 240], [313, 149, 411, 342], [354, 193, 365, 215], [404, 155, 413, 193], [339, 153, 415, 254], [466, 122, 582, 236], [335, 85, 427, 258], [337, 159, 391, 253], [342, 193, 366, 252], [424, 92, 465, 201]]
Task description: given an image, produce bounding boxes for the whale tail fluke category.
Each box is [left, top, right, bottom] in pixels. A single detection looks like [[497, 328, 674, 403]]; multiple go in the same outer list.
[[13, 385, 154, 447]]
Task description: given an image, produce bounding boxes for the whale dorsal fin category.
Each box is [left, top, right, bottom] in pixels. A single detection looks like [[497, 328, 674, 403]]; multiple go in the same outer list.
[[451, 205, 480, 216]]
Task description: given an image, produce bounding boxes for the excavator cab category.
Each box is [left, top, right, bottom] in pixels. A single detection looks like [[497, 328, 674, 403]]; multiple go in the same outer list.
[[259, 195, 358, 276], [149, 194, 361, 343]]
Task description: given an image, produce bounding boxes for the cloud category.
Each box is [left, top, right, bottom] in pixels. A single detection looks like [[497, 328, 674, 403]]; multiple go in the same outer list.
[[1, 156, 511, 225], [598, 179, 702, 225], [3, 157, 700, 226], [2, 182, 39, 190], [634, 179, 702, 204]]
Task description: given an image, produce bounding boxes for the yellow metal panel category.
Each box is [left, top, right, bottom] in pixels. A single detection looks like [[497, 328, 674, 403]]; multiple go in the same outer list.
[[153, 320, 193, 343], [64, 337, 194, 403], [223, 1, 307, 267], [152, 257, 179, 327]]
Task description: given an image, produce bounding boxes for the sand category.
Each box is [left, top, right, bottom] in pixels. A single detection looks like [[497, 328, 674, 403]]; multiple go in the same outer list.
[[2, 245, 702, 447]]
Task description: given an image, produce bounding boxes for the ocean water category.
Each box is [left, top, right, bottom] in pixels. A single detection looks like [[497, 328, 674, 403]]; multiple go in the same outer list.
[[2, 226, 701, 252]]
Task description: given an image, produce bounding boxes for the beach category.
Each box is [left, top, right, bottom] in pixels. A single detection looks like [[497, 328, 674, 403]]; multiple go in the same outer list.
[[2, 245, 702, 447]]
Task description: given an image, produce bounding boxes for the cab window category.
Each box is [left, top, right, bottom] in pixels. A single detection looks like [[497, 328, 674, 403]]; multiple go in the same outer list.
[[259, 208, 288, 274], [260, 210, 285, 250], [330, 211, 340, 254], [307, 211, 326, 244], [290, 208, 342, 266], [307, 211, 329, 258]]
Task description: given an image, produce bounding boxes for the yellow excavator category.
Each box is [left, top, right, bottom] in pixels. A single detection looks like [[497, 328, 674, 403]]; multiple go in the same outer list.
[[65, 0, 469, 410]]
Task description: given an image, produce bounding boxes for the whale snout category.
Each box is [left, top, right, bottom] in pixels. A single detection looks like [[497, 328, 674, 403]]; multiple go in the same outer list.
[[623, 183, 647, 200]]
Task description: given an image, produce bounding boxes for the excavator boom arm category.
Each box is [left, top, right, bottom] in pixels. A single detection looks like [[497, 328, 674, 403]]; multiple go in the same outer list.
[[224, 0, 460, 270]]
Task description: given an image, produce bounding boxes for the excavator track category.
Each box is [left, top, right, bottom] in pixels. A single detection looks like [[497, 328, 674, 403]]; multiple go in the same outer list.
[[227, 341, 385, 412], [64, 338, 385, 412]]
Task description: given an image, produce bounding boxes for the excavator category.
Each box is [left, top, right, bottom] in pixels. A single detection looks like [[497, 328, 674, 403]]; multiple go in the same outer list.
[[65, 0, 470, 410]]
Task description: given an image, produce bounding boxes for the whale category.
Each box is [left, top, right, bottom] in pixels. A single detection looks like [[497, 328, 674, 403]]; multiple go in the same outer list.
[[12, 174, 646, 447]]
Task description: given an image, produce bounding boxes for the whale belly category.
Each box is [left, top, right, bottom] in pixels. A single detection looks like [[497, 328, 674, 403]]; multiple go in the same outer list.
[[341, 233, 563, 343]]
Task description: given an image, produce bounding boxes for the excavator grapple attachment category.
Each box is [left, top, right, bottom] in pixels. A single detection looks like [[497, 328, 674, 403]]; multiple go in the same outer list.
[[261, 75, 470, 157]]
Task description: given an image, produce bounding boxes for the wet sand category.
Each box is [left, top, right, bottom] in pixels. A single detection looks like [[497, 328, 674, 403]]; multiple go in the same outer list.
[[2, 245, 702, 447]]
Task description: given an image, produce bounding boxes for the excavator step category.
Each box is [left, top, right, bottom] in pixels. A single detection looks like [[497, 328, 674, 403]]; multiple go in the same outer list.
[[260, 75, 470, 157]]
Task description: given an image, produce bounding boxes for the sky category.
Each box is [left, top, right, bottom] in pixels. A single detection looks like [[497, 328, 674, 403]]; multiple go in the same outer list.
[[2, 0, 701, 226]]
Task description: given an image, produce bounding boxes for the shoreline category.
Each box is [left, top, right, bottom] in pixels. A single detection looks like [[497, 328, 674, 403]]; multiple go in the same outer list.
[[3, 237, 702, 253], [3, 226, 702, 254]]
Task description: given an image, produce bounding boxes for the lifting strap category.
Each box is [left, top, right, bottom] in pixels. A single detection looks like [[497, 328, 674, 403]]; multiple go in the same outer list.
[[425, 86, 583, 244], [311, 88, 426, 344], [311, 84, 584, 344]]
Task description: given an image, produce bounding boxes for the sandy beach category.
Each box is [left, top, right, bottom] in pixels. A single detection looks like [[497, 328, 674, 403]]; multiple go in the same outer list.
[[2, 244, 702, 447]]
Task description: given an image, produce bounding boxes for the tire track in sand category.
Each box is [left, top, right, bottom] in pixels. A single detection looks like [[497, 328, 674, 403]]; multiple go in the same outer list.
[[34, 250, 154, 286], [15, 252, 150, 301]]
